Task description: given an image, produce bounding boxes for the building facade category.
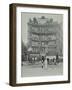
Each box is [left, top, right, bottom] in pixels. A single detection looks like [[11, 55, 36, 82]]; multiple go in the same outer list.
[[27, 16, 63, 59]]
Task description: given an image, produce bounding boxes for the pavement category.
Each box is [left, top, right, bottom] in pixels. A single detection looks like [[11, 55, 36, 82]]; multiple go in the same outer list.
[[21, 62, 63, 77]]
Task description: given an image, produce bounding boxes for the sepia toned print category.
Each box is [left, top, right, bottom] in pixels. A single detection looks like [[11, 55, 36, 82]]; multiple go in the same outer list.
[[21, 13, 63, 77]]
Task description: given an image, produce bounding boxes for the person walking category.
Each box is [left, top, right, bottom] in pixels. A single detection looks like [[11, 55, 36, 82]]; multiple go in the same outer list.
[[47, 58, 49, 64], [56, 54, 59, 63], [53, 58, 56, 65], [41, 56, 45, 68]]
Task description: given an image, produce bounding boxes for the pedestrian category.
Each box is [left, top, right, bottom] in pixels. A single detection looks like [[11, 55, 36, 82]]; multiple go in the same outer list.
[[53, 58, 56, 65], [41, 56, 45, 68], [56, 54, 59, 63], [47, 58, 49, 64]]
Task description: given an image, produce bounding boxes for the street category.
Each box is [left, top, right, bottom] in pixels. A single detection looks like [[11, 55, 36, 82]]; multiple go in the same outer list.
[[21, 62, 63, 77]]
